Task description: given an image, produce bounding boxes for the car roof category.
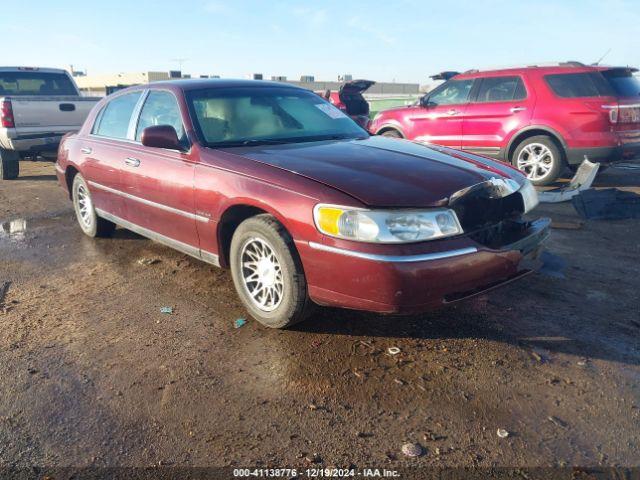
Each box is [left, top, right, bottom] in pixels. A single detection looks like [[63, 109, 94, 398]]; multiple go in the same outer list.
[[146, 78, 307, 92], [454, 64, 635, 79]]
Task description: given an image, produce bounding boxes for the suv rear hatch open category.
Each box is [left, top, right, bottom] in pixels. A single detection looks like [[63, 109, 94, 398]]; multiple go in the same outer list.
[[339, 79, 375, 117]]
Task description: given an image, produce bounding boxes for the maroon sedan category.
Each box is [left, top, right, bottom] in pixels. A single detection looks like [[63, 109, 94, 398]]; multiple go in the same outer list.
[[56, 79, 548, 328]]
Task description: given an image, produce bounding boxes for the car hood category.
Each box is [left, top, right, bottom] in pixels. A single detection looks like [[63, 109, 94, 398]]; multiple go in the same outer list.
[[221, 136, 522, 208]]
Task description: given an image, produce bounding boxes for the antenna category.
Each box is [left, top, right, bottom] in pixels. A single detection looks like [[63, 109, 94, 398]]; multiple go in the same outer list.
[[594, 48, 611, 66], [170, 58, 189, 71]]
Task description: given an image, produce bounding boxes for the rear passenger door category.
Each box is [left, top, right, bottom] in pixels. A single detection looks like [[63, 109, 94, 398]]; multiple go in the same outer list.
[[83, 91, 143, 220], [118, 90, 200, 251], [461, 75, 534, 158]]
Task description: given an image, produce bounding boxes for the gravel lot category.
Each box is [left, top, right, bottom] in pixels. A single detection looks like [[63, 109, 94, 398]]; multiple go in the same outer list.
[[0, 161, 639, 470]]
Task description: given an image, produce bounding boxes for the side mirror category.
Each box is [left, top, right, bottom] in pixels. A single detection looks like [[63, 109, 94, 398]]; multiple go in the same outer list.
[[420, 96, 433, 108], [141, 125, 185, 151]]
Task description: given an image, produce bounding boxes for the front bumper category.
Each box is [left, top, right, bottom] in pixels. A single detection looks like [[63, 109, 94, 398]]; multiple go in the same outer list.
[[301, 218, 550, 314]]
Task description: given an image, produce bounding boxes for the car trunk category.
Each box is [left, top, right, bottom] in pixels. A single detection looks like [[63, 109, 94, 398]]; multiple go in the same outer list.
[[339, 80, 374, 116]]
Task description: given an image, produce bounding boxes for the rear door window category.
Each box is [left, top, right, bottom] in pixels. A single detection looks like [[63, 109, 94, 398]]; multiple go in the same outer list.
[[0, 71, 77, 96], [545, 72, 614, 98], [474, 76, 527, 102], [428, 79, 474, 106], [93, 92, 142, 139], [135, 91, 186, 142]]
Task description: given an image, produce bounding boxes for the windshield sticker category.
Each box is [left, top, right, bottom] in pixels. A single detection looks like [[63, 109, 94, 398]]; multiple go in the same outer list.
[[315, 103, 348, 119]]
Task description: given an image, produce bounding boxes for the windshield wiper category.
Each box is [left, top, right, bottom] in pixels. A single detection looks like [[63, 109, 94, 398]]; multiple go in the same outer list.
[[209, 134, 368, 148], [209, 138, 290, 148]]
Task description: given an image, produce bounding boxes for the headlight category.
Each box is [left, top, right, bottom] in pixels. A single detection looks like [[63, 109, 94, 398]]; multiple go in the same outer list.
[[313, 204, 463, 243], [519, 180, 539, 213]]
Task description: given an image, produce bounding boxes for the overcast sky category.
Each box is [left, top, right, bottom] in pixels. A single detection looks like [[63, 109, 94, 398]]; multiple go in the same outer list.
[[3, 0, 639, 83]]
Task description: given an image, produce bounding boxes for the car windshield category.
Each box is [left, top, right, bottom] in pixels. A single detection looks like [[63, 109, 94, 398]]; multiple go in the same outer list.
[[186, 87, 368, 147], [0, 71, 77, 96], [601, 69, 640, 97]]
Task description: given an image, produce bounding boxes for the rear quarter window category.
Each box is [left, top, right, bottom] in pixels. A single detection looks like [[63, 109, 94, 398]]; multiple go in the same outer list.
[[544, 72, 614, 98]]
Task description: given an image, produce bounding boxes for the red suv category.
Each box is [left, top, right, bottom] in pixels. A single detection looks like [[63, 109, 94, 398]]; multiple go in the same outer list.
[[369, 63, 640, 185]]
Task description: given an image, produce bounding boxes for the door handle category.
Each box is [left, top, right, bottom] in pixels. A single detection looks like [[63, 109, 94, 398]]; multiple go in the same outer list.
[[124, 157, 140, 167], [447, 109, 459, 116], [510, 106, 526, 113], [80, 147, 92, 154]]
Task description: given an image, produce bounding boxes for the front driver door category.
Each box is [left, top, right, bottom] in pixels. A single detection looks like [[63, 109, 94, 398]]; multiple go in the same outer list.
[[405, 79, 474, 148]]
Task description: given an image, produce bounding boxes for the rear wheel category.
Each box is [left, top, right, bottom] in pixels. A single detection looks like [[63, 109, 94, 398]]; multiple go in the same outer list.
[[380, 129, 402, 139], [512, 135, 564, 186], [0, 149, 19, 180], [72, 174, 115, 237], [230, 214, 312, 328]]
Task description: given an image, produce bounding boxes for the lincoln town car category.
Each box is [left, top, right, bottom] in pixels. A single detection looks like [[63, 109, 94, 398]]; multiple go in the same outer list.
[[55, 79, 548, 328]]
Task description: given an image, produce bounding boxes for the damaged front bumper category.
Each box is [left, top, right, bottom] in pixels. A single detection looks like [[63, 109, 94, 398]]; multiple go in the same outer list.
[[301, 217, 551, 313]]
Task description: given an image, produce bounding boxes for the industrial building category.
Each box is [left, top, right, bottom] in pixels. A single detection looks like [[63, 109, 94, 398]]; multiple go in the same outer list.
[[73, 71, 420, 97]]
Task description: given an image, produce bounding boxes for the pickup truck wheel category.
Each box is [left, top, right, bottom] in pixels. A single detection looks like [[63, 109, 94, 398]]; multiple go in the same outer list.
[[72, 174, 115, 238], [380, 129, 402, 139], [230, 214, 312, 329], [0, 149, 20, 180], [512, 136, 564, 186]]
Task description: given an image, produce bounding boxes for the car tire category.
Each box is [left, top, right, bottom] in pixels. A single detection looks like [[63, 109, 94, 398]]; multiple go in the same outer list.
[[72, 174, 116, 238], [380, 129, 402, 139], [0, 149, 20, 180], [512, 135, 564, 186], [230, 214, 312, 329]]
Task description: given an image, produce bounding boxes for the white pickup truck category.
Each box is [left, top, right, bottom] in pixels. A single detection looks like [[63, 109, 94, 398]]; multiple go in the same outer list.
[[0, 67, 100, 179]]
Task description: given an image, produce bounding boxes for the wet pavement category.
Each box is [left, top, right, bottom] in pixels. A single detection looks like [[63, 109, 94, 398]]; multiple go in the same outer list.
[[0, 161, 638, 468]]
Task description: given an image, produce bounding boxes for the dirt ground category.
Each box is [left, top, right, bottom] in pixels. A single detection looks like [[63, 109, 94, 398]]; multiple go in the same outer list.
[[0, 160, 638, 471]]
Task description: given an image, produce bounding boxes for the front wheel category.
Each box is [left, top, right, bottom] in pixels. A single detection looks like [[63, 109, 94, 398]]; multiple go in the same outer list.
[[72, 174, 116, 237], [512, 135, 564, 186], [0, 149, 19, 180], [230, 214, 312, 328]]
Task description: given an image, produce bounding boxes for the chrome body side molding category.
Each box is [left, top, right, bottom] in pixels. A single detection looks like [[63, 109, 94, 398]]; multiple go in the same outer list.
[[95, 208, 220, 267], [308, 242, 477, 263], [88, 180, 210, 223]]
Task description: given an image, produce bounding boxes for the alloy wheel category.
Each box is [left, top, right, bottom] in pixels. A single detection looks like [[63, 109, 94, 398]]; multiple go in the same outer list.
[[76, 183, 94, 230], [516, 143, 555, 181], [240, 237, 284, 312]]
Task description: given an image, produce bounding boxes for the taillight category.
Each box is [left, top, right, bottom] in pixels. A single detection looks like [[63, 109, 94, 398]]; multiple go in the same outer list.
[[1, 99, 14, 128], [603, 104, 618, 124]]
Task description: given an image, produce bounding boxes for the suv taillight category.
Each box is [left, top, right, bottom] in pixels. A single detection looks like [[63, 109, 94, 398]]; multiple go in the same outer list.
[[604, 104, 618, 124], [1, 99, 14, 128]]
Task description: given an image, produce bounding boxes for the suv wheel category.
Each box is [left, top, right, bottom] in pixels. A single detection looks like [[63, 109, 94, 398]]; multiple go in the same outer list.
[[512, 135, 564, 186], [0, 149, 20, 180], [72, 174, 116, 237], [380, 129, 402, 139], [230, 214, 312, 329]]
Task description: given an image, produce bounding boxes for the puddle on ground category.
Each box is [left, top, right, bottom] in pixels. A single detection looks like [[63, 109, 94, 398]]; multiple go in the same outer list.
[[0, 219, 27, 241]]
